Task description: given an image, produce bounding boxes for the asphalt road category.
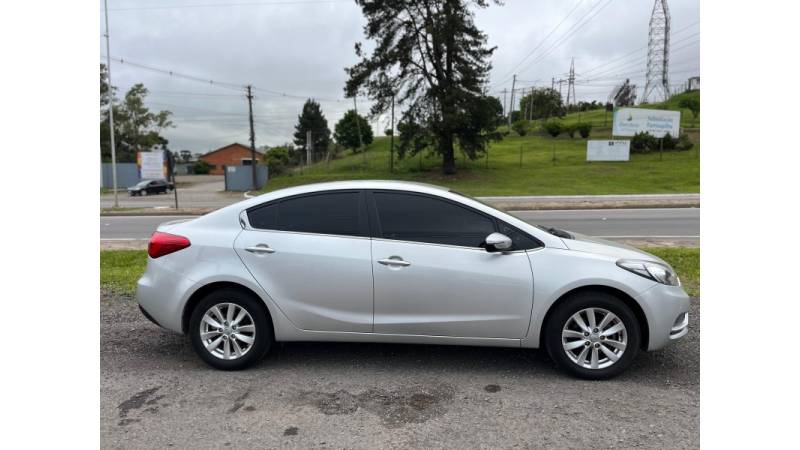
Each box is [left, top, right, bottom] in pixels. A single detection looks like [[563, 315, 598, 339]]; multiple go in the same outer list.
[[101, 292, 699, 448], [100, 208, 699, 243]]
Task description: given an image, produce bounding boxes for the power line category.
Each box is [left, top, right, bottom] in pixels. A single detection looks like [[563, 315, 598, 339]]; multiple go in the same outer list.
[[494, 0, 586, 86], [515, 0, 615, 78]]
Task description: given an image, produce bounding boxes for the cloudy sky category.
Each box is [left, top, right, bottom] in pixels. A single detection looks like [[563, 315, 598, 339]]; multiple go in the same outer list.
[[100, 0, 699, 153]]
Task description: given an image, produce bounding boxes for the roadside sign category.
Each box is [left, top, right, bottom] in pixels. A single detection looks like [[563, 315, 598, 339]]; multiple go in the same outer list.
[[587, 140, 630, 161], [138, 150, 166, 179], [612, 108, 680, 138]]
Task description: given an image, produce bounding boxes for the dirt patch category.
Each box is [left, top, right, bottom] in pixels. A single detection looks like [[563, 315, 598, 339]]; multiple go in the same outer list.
[[297, 384, 455, 428], [484, 384, 501, 393]]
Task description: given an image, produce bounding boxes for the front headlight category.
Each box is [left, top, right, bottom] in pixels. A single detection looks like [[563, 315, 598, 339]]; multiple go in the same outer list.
[[616, 259, 681, 286]]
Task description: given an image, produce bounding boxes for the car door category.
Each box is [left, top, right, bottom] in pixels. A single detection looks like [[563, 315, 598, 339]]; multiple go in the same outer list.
[[234, 190, 374, 333], [368, 190, 536, 339]]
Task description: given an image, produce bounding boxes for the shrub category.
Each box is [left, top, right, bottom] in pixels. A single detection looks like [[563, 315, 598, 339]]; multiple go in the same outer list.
[[543, 120, 562, 138], [661, 133, 678, 150], [576, 122, 592, 139], [631, 132, 657, 153], [263, 146, 293, 175], [512, 120, 530, 136], [193, 160, 211, 174], [676, 133, 694, 151], [565, 124, 576, 138]]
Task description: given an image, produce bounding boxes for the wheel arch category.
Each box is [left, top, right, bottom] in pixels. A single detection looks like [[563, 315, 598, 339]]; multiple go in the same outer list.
[[538, 285, 650, 351], [181, 281, 274, 336]]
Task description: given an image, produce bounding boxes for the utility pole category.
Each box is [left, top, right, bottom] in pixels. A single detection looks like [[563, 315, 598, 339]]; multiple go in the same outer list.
[[103, 0, 118, 207], [353, 96, 365, 166], [566, 58, 576, 108], [389, 95, 395, 173], [508, 74, 517, 129], [246, 85, 257, 190], [306, 130, 313, 165], [502, 89, 507, 119], [528, 86, 535, 121]]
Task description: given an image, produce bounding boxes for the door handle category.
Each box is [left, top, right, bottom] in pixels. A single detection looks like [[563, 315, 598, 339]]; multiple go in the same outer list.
[[378, 257, 411, 267], [245, 244, 275, 254]]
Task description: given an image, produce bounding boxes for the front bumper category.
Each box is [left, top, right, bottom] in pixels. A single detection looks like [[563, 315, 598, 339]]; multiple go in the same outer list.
[[635, 283, 691, 351]]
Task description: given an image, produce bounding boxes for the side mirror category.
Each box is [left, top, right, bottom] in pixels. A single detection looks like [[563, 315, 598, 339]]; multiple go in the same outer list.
[[485, 232, 512, 252]]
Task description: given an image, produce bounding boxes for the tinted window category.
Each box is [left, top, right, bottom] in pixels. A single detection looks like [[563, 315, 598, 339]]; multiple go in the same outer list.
[[248, 203, 278, 229], [373, 192, 495, 247], [247, 192, 362, 237], [498, 221, 542, 251]]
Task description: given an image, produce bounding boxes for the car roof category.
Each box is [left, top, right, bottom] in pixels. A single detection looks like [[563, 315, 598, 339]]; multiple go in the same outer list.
[[251, 180, 450, 200]]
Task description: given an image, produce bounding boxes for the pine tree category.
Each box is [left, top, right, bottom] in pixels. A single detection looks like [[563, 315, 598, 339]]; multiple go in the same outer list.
[[345, 0, 502, 174], [293, 99, 331, 159]]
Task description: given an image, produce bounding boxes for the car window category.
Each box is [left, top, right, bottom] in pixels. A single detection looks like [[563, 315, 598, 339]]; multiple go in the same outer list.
[[498, 221, 543, 251], [247, 192, 363, 237], [372, 191, 496, 248]]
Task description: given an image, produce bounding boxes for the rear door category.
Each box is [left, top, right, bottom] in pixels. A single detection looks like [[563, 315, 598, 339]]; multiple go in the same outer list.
[[368, 190, 535, 339], [234, 190, 374, 333]]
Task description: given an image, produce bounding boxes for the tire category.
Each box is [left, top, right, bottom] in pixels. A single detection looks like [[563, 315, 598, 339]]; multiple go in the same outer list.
[[141, 189, 148, 196], [544, 291, 641, 380], [188, 288, 273, 370]]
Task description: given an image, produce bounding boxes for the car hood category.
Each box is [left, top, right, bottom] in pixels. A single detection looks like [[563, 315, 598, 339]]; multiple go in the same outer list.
[[561, 231, 670, 267]]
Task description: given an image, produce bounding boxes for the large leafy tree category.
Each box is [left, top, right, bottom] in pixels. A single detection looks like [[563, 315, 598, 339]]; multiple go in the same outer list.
[[334, 109, 374, 152], [345, 0, 502, 174], [100, 65, 173, 162], [293, 99, 332, 159], [517, 87, 563, 121]]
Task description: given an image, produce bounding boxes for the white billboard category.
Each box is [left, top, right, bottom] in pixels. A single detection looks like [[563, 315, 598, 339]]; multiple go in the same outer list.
[[139, 150, 165, 179], [612, 108, 680, 138], [587, 140, 630, 161]]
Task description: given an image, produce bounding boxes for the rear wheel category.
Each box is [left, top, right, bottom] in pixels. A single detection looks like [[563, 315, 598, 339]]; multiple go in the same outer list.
[[189, 288, 272, 370], [544, 291, 641, 379]]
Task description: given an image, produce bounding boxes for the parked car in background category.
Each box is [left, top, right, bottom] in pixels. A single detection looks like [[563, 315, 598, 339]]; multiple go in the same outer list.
[[137, 180, 690, 379], [128, 179, 174, 196]]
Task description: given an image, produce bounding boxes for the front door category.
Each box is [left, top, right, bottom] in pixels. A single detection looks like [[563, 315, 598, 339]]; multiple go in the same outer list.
[[369, 191, 534, 339], [234, 190, 373, 333]]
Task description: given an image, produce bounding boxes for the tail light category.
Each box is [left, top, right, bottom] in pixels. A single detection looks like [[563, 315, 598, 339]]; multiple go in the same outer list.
[[148, 232, 191, 258]]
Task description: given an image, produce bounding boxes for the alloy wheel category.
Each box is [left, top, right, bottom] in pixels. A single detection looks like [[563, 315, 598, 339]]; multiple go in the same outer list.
[[561, 307, 628, 370], [199, 302, 256, 360]]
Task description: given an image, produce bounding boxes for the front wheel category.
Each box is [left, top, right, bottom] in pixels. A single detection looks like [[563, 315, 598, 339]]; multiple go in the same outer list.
[[189, 288, 272, 370], [140, 189, 147, 196], [544, 291, 641, 380]]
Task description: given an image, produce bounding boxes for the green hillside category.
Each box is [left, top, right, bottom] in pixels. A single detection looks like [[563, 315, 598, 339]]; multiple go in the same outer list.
[[262, 92, 700, 197]]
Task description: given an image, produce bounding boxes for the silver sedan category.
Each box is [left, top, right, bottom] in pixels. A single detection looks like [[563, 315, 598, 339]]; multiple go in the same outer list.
[[137, 180, 689, 379]]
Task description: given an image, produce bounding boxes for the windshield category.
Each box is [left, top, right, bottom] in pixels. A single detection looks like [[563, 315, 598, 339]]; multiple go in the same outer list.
[[135, 180, 151, 188]]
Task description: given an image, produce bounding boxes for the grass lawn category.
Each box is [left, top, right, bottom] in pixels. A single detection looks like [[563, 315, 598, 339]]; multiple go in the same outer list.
[[261, 92, 699, 197], [100, 250, 148, 295], [100, 247, 699, 297]]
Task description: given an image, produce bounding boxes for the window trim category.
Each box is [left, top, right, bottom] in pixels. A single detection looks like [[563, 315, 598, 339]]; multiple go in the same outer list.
[[244, 189, 369, 238]]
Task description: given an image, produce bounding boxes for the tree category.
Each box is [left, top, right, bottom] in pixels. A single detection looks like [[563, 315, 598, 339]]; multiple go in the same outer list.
[[99, 71, 174, 162], [518, 87, 563, 120], [293, 99, 331, 160], [679, 97, 700, 126], [512, 120, 530, 136], [262, 146, 295, 175], [345, 0, 503, 174], [543, 121, 562, 138], [334, 109, 374, 152]]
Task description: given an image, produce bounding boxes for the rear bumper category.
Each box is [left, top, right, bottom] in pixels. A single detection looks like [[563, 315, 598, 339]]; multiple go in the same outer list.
[[636, 283, 691, 351], [136, 257, 195, 334]]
